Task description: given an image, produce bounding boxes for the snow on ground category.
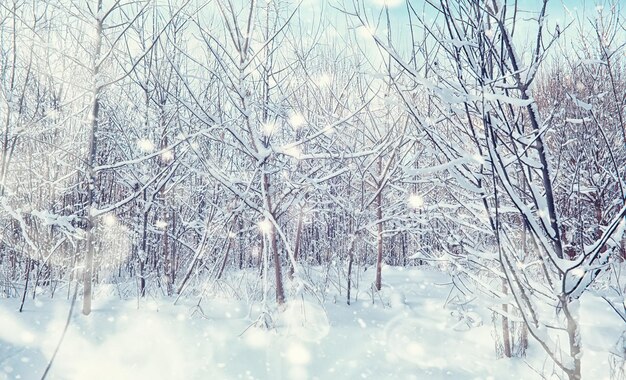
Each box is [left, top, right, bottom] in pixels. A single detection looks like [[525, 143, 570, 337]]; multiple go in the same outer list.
[[0, 267, 623, 380]]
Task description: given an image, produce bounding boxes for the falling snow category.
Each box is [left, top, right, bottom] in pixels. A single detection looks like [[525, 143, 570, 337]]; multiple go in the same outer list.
[[1, 1, 625, 380]]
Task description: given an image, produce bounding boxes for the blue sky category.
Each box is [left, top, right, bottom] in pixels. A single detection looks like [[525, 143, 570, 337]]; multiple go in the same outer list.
[[298, 0, 625, 56]]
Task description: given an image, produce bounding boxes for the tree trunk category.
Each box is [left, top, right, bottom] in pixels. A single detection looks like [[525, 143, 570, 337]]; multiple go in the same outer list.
[[139, 197, 149, 298], [520, 217, 529, 355], [562, 296, 582, 380], [289, 208, 304, 279], [170, 211, 177, 289], [19, 258, 31, 312], [346, 236, 357, 305], [375, 189, 384, 291], [82, 0, 104, 316], [263, 173, 285, 305], [501, 280, 512, 358]]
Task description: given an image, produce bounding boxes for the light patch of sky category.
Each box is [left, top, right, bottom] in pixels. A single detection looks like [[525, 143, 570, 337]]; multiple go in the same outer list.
[[13, 0, 620, 101], [295, 0, 625, 59], [527, 0, 626, 62]]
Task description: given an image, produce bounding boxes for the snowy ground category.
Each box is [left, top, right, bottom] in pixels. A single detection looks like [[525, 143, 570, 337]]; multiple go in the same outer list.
[[0, 267, 623, 380]]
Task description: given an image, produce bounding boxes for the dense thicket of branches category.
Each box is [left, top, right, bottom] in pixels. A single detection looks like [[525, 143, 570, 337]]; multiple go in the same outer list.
[[0, 1, 625, 379]]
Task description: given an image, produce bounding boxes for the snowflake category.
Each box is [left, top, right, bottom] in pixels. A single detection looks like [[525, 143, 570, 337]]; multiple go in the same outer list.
[[316, 73, 332, 87], [284, 145, 302, 160], [357, 25, 375, 38], [161, 150, 174, 162], [289, 112, 306, 128], [258, 218, 272, 234], [261, 121, 278, 136], [137, 138, 154, 153], [285, 342, 311, 365], [472, 154, 485, 165], [102, 214, 117, 227], [372, 0, 403, 7], [408, 194, 424, 209], [570, 267, 585, 278]]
